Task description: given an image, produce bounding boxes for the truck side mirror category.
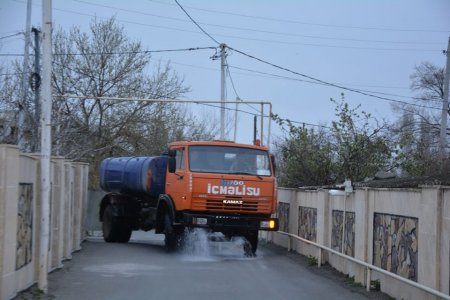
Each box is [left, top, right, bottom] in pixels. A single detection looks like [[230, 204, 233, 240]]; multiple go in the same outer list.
[[270, 154, 276, 175], [168, 149, 176, 157], [168, 157, 176, 173]]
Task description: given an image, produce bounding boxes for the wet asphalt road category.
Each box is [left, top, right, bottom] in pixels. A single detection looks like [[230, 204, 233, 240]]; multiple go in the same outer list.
[[27, 231, 386, 300]]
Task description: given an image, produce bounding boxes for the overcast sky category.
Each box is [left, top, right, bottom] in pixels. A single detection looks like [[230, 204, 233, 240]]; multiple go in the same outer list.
[[1, 0, 449, 145]]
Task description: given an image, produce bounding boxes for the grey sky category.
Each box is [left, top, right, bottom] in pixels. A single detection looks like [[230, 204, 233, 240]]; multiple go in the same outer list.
[[1, 0, 449, 144]]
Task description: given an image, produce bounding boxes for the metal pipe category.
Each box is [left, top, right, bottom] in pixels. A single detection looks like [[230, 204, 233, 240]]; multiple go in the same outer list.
[[268, 102, 272, 150], [260, 103, 264, 146], [54, 95, 271, 106]]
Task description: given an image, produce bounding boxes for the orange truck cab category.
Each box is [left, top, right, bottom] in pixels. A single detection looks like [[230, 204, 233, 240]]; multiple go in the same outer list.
[[99, 140, 278, 255]]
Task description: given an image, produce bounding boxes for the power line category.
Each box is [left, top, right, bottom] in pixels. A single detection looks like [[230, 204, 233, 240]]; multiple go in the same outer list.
[[1, 47, 218, 57], [75, 0, 443, 46], [0, 72, 23, 76], [214, 34, 439, 52], [0, 54, 25, 57], [174, 0, 220, 45], [13, 0, 440, 53], [54, 46, 218, 56], [13, 0, 209, 36], [228, 65, 429, 100], [155, 57, 435, 111], [225, 58, 262, 114], [227, 45, 442, 111], [157, 58, 411, 92], [147, 0, 450, 33], [225, 58, 240, 100], [0, 32, 23, 40], [71, 3, 439, 52]]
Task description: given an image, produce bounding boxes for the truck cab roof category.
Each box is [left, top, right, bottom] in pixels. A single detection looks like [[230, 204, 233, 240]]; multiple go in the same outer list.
[[169, 140, 269, 151]]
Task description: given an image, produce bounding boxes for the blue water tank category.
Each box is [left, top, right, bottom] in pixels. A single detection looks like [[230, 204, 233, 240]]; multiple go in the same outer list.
[[99, 156, 167, 198]]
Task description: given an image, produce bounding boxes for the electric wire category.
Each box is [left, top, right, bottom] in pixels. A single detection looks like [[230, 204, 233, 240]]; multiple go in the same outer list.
[[227, 65, 438, 101], [227, 45, 443, 111], [13, 0, 441, 52], [0, 47, 218, 57], [0, 54, 25, 57], [147, 0, 450, 33], [74, 0, 442, 45], [0, 32, 23, 40], [174, 0, 220, 45], [225, 57, 261, 114], [166, 1, 444, 113], [0, 72, 23, 76]]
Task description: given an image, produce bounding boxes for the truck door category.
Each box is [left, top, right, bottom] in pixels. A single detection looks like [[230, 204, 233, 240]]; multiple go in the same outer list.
[[166, 147, 188, 209]]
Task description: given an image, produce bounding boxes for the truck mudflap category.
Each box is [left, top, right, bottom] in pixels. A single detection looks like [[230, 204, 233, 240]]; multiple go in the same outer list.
[[182, 212, 279, 231]]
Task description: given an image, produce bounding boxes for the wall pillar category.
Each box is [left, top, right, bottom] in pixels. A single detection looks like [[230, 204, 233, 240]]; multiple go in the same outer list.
[[418, 187, 440, 289], [0, 145, 20, 300]]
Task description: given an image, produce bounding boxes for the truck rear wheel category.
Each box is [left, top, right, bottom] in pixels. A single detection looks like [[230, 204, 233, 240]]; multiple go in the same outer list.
[[243, 231, 259, 256], [116, 223, 132, 243], [102, 205, 132, 243]]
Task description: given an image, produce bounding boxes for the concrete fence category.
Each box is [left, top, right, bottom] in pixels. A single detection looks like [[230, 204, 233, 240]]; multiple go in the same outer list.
[[271, 186, 450, 300], [0, 144, 89, 300]]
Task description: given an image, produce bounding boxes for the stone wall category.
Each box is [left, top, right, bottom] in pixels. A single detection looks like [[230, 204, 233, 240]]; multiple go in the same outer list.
[[298, 206, 317, 242], [278, 202, 290, 233], [16, 183, 33, 270], [331, 210, 355, 257], [0, 145, 88, 300], [373, 213, 418, 281]]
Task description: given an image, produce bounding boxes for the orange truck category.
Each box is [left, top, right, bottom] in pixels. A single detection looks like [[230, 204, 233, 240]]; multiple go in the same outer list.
[[99, 140, 278, 255]]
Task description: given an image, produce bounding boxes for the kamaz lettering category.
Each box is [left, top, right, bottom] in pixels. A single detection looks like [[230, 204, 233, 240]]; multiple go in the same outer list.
[[223, 199, 243, 205], [207, 183, 260, 196]]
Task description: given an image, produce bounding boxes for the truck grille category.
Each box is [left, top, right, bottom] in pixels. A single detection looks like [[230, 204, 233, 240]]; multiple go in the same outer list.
[[192, 197, 272, 213], [206, 199, 258, 212]]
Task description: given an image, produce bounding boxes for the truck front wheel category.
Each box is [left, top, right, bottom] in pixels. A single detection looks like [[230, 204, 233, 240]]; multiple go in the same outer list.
[[243, 231, 259, 256], [164, 213, 183, 252], [102, 205, 132, 243]]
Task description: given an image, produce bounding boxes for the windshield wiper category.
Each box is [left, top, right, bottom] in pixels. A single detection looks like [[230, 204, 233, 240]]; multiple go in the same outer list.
[[232, 172, 263, 180]]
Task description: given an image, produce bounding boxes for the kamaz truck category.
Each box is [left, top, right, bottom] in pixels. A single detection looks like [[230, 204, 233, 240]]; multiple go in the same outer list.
[[98, 140, 278, 255]]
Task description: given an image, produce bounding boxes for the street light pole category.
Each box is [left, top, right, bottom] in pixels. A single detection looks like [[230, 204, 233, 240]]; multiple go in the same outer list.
[[38, 0, 52, 293], [440, 37, 450, 160], [220, 43, 226, 140]]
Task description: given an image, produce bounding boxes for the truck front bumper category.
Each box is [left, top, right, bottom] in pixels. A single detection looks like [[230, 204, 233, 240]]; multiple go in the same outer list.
[[182, 212, 279, 231]]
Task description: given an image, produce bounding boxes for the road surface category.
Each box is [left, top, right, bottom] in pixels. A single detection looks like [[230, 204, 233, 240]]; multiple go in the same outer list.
[[16, 231, 389, 300]]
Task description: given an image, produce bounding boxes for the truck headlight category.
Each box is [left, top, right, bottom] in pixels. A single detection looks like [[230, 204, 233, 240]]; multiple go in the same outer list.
[[260, 219, 276, 229]]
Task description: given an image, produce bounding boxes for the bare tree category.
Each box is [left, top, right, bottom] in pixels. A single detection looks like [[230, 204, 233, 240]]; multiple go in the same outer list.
[[0, 67, 19, 144], [392, 61, 449, 175], [1, 17, 217, 188]]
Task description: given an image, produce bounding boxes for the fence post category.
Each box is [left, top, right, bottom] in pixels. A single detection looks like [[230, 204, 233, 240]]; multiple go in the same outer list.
[[366, 267, 371, 292], [287, 235, 291, 251], [318, 248, 322, 267]]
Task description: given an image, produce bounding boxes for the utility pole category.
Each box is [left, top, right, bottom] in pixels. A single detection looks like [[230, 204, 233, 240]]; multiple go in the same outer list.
[[39, 0, 52, 293], [220, 43, 226, 140], [31, 27, 41, 152], [18, 0, 32, 150], [440, 37, 450, 160]]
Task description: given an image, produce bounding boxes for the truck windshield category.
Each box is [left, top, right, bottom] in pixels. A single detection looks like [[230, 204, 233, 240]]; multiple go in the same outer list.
[[189, 145, 271, 176]]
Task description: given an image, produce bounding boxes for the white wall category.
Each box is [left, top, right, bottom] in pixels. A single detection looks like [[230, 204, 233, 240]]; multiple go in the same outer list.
[[0, 145, 89, 300]]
